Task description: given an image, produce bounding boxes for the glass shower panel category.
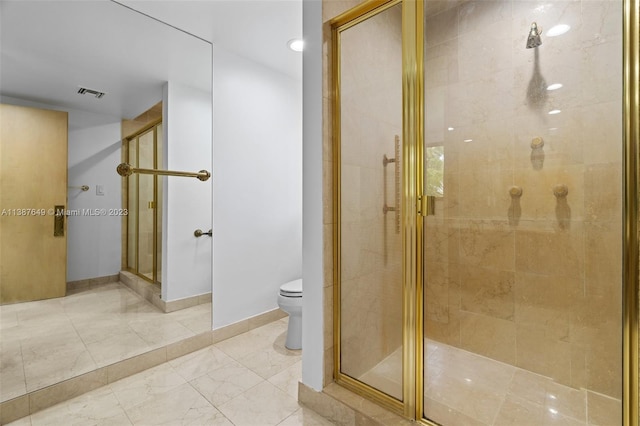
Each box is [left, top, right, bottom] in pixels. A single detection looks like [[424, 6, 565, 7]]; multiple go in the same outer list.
[[127, 140, 138, 271], [338, 2, 403, 401], [421, 0, 623, 424], [156, 124, 163, 283], [137, 129, 155, 281]]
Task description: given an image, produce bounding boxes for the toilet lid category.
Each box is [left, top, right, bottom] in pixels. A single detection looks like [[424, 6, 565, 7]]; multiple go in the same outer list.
[[280, 279, 302, 297]]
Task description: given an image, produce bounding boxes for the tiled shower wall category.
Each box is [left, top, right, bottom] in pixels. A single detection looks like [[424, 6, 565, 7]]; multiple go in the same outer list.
[[423, 0, 623, 399]]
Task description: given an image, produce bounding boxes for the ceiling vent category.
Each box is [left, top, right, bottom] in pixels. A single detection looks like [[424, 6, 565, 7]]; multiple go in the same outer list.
[[77, 87, 105, 98]]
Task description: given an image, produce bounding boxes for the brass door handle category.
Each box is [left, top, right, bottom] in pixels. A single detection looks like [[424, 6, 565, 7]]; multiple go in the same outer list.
[[54, 205, 64, 236], [194, 229, 212, 237]]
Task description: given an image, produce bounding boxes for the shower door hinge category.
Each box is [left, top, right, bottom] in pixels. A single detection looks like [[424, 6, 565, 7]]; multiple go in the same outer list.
[[418, 195, 435, 217]]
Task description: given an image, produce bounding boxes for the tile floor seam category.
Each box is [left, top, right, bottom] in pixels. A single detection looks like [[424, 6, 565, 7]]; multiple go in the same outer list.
[[65, 310, 98, 369], [488, 370, 515, 426], [585, 389, 590, 425], [187, 368, 266, 418], [118, 390, 136, 426], [18, 340, 27, 405]]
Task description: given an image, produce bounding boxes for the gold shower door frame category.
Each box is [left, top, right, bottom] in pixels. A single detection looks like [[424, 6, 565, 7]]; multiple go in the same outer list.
[[331, 0, 640, 424], [124, 119, 162, 284]]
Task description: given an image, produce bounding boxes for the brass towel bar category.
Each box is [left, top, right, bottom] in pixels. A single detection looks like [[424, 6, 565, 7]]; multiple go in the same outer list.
[[116, 163, 211, 181]]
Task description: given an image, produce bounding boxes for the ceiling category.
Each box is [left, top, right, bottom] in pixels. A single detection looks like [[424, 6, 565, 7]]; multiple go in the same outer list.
[[118, 0, 303, 81], [0, 0, 301, 122]]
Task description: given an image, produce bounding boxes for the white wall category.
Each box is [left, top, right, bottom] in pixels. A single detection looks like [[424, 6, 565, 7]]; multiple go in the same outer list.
[[0, 96, 123, 282], [301, 0, 325, 391], [67, 120, 122, 281], [213, 47, 303, 328], [162, 82, 213, 302]]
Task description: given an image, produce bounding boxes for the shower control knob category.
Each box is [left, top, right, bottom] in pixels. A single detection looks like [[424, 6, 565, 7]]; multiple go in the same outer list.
[[509, 186, 523, 197], [530, 137, 544, 149], [553, 184, 568, 197]]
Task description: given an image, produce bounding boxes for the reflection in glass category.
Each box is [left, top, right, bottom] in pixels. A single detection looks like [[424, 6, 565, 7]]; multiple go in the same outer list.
[[127, 142, 138, 271], [138, 129, 154, 280], [126, 122, 162, 284]]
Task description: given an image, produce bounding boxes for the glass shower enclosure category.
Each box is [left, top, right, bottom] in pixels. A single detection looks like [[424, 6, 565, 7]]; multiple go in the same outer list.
[[331, 0, 638, 424], [125, 121, 163, 284]]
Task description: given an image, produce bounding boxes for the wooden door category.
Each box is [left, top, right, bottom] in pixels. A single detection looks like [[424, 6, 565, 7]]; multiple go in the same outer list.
[[0, 104, 68, 304]]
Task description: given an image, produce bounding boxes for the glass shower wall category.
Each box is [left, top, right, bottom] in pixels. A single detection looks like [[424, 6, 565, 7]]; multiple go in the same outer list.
[[125, 122, 162, 284], [338, 2, 404, 401], [138, 129, 154, 280], [422, 0, 623, 424], [127, 141, 138, 271], [156, 124, 163, 283]]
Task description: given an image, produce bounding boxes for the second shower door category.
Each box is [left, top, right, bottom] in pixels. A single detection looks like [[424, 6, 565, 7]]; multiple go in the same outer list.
[[335, 0, 405, 406]]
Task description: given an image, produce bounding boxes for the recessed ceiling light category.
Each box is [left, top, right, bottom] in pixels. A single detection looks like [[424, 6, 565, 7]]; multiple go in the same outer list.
[[547, 83, 563, 91], [288, 39, 304, 52], [548, 109, 562, 115], [464, 139, 473, 143], [547, 24, 571, 37], [447, 127, 454, 131]]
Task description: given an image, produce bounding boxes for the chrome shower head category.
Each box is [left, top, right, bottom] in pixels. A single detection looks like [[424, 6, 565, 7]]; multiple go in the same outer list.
[[526, 22, 542, 49]]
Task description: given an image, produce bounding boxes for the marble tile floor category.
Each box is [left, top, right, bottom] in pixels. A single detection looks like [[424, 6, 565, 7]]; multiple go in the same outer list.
[[360, 339, 622, 425], [425, 340, 622, 426], [1, 282, 212, 403], [5, 317, 332, 426]]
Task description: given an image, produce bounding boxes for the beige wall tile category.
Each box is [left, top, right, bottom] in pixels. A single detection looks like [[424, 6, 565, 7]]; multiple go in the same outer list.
[[324, 286, 334, 350], [585, 165, 622, 222], [587, 391, 622, 426], [516, 324, 571, 386], [424, 219, 460, 265], [324, 347, 334, 387], [460, 266, 514, 321], [460, 312, 515, 364], [585, 222, 623, 290], [425, 316, 459, 342], [514, 272, 580, 342], [458, 222, 514, 270], [515, 225, 584, 277], [323, 224, 334, 287]]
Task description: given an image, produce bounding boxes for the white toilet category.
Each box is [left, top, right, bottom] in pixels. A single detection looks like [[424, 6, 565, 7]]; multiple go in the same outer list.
[[277, 279, 302, 350]]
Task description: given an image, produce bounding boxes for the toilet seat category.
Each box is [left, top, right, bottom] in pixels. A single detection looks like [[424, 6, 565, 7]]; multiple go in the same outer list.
[[279, 279, 302, 298]]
